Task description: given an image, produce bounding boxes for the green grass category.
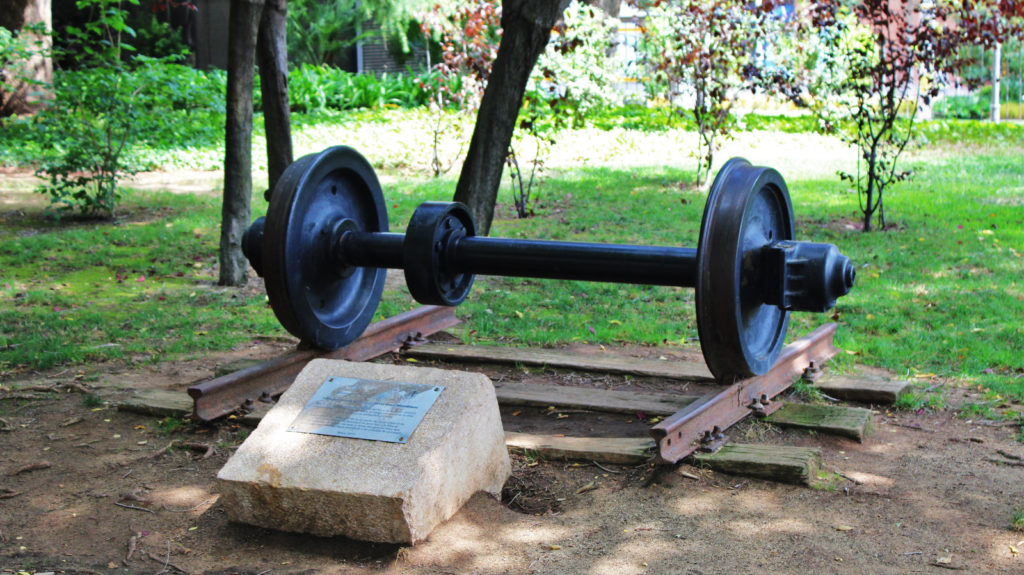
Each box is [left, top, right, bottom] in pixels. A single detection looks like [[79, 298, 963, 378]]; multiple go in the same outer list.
[[0, 190, 283, 375], [893, 387, 948, 412], [1, 119, 1021, 416], [812, 150, 1024, 404]]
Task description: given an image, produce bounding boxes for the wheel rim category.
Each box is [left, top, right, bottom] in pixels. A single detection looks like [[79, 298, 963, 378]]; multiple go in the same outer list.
[[696, 158, 794, 382], [262, 146, 388, 349]]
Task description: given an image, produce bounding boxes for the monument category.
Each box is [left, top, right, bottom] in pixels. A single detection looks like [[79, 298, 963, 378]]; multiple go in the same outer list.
[[217, 359, 511, 544]]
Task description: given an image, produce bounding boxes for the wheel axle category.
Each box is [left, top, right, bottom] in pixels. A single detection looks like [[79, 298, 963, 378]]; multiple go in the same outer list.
[[243, 147, 856, 383]]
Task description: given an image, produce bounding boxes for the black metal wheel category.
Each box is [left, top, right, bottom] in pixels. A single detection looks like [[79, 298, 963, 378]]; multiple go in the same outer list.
[[262, 146, 388, 349], [696, 158, 795, 382], [403, 202, 476, 306]]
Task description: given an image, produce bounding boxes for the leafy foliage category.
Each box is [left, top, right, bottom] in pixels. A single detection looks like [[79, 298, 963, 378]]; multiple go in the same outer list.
[[131, 13, 190, 60], [418, 0, 500, 111], [528, 1, 620, 128], [63, 0, 141, 65], [933, 91, 992, 119], [641, 0, 778, 185], [33, 60, 225, 218], [35, 69, 141, 218], [510, 1, 620, 217], [286, 0, 366, 68], [33, 0, 143, 218], [284, 63, 433, 113], [26, 0, 229, 218], [417, 0, 501, 176], [762, 0, 1023, 231]]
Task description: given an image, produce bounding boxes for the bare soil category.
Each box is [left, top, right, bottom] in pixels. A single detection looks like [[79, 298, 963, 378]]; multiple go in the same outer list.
[[2, 340, 1024, 575], [2, 166, 1024, 574]]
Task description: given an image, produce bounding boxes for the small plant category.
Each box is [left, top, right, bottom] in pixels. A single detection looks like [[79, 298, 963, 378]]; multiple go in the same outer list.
[[33, 0, 147, 219], [811, 470, 845, 491], [155, 416, 185, 436], [508, 1, 619, 217], [894, 388, 947, 412], [789, 379, 834, 404], [520, 448, 542, 464], [35, 67, 143, 219], [418, 0, 501, 176], [641, 0, 775, 185], [64, 0, 141, 64], [1011, 508, 1024, 532], [505, 132, 548, 219], [764, 0, 1019, 231], [957, 401, 998, 420], [81, 393, 104, 407]]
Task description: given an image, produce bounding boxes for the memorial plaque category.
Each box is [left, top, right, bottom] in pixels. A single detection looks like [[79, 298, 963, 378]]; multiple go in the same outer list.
[[288, 377, 444, 443]]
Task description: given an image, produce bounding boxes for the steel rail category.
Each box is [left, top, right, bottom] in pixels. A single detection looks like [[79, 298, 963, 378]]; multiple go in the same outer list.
[[187, 305, 460, 421], [650, 323, 840, 463]]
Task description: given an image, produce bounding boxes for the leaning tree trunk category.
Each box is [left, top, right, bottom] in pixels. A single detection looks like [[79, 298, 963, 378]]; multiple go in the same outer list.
[[220, 0, 264, 286], [453, 0, 571, 236], [257, 0, 292, 197]]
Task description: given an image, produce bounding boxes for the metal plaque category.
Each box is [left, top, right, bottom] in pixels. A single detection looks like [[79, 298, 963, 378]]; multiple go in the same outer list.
[[288, 377, 444, 443]]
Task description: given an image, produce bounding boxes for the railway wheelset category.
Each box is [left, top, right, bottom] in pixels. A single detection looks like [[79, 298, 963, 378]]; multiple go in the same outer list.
[[242, 146, 856, 383]]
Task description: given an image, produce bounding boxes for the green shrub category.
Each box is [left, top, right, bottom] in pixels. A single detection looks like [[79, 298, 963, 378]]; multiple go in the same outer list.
[[933, 93, 989, 120], [283, 63, 431, 113], [30, 60, 226, 218], [34, 67, 144, 218]]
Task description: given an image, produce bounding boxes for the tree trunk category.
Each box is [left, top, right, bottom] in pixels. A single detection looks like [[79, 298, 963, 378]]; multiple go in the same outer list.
[[453, 0, 571, 236], [990, 42, 1001, 124], [257, 0, 292, 198], [219, 0, 264, 287], [0, 0, 53, 117]]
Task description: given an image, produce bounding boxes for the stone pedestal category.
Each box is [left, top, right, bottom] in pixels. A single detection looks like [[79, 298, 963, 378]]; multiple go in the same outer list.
[[216, 359, 510, 544]]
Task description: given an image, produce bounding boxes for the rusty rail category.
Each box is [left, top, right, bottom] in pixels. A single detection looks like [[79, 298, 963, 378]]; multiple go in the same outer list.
[[188, 306, 460, 421], [650, 323, 840, 463]]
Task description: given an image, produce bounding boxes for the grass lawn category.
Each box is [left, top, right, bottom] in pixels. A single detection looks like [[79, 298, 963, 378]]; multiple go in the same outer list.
[[1, 115, 1021, 422]]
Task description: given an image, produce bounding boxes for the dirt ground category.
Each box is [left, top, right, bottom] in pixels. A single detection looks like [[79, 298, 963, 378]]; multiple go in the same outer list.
[[3, 163, 1023, 574], [2, 339, 1024, 575]]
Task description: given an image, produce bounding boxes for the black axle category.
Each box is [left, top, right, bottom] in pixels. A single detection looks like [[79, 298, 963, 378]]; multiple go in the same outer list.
[[340, 230, 699, 287], [242, 147, 857, 382]]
